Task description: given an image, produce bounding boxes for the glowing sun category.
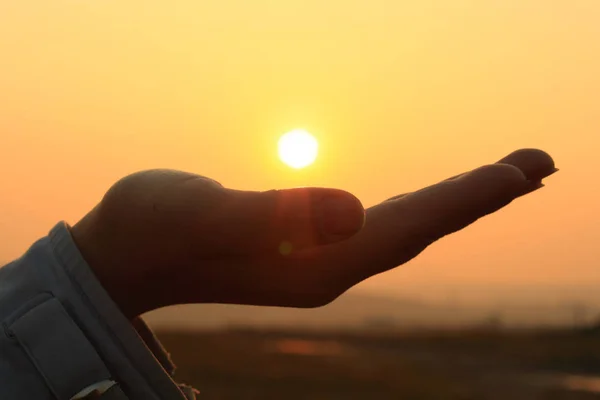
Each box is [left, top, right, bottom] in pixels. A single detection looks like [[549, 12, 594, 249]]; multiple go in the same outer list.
[[278, 129, 319, 169]]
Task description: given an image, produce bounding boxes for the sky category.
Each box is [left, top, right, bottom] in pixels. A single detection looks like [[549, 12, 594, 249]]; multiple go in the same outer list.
[[1, 1, 599, 303]]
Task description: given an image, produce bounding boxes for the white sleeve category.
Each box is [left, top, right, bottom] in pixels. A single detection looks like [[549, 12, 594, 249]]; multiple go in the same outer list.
[[0, 222, 190, 400]]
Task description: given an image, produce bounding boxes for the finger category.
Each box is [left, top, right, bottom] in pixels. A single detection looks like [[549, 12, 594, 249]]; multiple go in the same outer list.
[[211, 165, 531, 307], [334, 149, 558, 283], [497, 148, 558, 182], [447, 148, 557, 183], [292, 164, 532, 286], [252, 149, 557, 304], [198, 187, 366, 256], [379, 163, 529, 254], [395, 164, 531, 240], [384, 149, 557, 203]]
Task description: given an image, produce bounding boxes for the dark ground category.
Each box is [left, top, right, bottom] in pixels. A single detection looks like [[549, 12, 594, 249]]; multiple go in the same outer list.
[[156, 326, 600, 399]]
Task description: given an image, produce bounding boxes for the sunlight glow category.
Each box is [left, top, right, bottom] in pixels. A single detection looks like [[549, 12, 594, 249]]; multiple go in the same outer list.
[[278, 129, 319, 169]]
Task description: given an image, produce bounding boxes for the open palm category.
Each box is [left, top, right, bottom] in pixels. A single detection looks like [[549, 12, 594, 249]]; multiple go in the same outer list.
[[71, 149, 556, 319]]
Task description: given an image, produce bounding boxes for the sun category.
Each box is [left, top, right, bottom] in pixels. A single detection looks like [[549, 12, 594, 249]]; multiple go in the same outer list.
[[278, 129, 319, 169]]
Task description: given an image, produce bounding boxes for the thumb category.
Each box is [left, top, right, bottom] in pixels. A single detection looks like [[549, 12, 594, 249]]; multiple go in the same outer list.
[[202, 187, 366, 255]]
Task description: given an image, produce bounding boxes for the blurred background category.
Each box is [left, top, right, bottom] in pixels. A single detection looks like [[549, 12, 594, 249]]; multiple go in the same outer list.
[[1, 1, 599, 398]]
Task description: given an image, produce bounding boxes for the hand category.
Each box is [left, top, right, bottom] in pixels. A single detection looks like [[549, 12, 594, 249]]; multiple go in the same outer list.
[[71, 149, 557, 319]]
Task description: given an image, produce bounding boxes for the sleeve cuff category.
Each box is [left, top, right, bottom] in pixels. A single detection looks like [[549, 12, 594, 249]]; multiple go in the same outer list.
[[46, 221, 187, 400]]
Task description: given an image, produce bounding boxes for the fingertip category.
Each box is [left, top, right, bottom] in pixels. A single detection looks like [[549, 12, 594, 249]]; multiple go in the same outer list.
[[497, 148, 556, 181], [226, 187, 365, 254], [316, 190, 365, 244]]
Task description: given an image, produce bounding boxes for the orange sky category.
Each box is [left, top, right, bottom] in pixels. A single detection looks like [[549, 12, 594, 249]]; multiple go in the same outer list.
[[1, 1, 598, 301]]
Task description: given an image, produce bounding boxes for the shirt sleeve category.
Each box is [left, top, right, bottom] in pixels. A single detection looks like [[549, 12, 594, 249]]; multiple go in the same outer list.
[[0, 222, 189, 400]]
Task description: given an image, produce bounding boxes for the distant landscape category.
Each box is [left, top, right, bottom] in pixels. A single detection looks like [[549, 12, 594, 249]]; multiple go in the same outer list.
[[145, 286, 600, 331], [157, 325, 600, 399], [147, 284, 600, 398]]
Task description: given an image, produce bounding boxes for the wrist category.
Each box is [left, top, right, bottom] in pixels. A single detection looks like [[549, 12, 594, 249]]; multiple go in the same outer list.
[[70, 209, 142, 319]]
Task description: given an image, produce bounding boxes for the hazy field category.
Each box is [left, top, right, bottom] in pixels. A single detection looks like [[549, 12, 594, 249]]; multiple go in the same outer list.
[[156, 325, 600, 399]]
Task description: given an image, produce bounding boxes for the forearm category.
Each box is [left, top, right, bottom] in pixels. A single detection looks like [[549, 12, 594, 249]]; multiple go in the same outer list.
[[0, 222, 187, 400]]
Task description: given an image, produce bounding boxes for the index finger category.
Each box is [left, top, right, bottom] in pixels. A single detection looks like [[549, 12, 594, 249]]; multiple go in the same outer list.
[[292, 149, 557, 294]]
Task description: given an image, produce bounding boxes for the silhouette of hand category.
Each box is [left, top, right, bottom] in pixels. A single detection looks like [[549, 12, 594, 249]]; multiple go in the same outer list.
[[71, 149, 557, 318]]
